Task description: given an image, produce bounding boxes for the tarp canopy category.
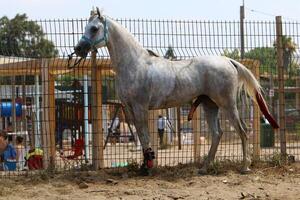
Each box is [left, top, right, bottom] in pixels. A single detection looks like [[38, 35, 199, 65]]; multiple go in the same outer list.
[[0, 56, 114, 76]]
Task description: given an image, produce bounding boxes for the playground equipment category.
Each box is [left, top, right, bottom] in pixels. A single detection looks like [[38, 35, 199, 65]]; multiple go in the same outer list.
[[0, 55, 113, 169], [60, 138, 84, 167], [0, 102, 22, 117], [104, 101, 136, 149]]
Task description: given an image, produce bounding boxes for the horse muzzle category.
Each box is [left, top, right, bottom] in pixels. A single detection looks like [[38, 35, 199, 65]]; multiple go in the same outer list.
[[74, 41, 91, 58]]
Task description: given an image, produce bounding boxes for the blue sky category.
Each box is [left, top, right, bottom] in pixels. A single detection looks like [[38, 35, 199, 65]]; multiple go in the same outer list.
[[0, 0, 300, 21]]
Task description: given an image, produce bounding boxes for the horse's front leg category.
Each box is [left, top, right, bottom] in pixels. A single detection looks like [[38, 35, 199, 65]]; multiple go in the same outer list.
[[131, 105, 155, 172]]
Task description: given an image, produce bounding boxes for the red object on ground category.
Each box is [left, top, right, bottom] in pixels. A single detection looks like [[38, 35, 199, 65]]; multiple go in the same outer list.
[[60, 138, 84, 160]]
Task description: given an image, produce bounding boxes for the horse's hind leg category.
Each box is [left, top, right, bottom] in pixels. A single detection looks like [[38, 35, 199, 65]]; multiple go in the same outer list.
[[224, 105, 251, 173], [198, 99, 223, 175]]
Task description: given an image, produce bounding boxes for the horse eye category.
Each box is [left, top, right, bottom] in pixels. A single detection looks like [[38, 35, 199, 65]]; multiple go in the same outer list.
[[91, 26, 99, 33]]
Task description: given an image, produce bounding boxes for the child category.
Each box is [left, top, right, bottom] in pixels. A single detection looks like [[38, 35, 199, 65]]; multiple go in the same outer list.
[[0, 132, 8, 156], [0, 132, 8, 170], [16, 136, 25, 171], [2, 133, 17, 171], [157, 115, 166, 148]]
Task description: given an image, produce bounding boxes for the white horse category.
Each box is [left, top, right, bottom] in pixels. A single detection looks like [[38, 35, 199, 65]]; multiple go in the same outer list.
[[74, 8, 279, 174]]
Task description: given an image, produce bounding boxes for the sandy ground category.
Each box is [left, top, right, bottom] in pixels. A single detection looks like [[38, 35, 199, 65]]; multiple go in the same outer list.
[[1, 162, 300, 200]]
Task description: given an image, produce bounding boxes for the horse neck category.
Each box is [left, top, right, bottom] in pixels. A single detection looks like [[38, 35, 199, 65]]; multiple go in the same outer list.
[[106, 18, 147, 73]]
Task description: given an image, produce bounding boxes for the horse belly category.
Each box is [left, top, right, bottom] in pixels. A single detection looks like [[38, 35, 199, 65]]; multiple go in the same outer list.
[[149, 73, 204, 109], [149, 88, 199, 109]]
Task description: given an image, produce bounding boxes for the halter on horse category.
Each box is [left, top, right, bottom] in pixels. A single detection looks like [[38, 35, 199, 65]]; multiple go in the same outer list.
[[73, 7, 278, 174]]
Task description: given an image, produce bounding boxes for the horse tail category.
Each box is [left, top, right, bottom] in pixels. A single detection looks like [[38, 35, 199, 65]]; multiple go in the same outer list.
[[229, 59, 279, 129]]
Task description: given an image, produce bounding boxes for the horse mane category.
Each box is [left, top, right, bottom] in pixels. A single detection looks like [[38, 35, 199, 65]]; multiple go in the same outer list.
[[147, 49, 160, 57], [147, 49, 182, 61]]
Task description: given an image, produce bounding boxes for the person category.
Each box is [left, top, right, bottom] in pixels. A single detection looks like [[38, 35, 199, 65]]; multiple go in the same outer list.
[[16, 136, 26, 171], [157, 115, 166, 147], [0, 131, 8, 156], [1, 132, 17, 171]]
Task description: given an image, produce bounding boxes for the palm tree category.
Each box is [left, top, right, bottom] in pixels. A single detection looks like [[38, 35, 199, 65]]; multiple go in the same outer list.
[[273, 35, 297, 69], [282, 35, 297, 71]]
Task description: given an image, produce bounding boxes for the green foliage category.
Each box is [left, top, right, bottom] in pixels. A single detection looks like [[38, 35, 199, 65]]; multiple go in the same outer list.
[[280, 35, 297, 69], [296, 122, 300, 137], [268, 152, 286, 167], [224, 47, 276, 74], [246, 47, 277, 74], [0, 14, 57, 57], [208, 160, 222, 175], [223, 35, 298, 76], [56, 75, 75, 87], [126, 159, 140, 173], [223, 48, 240, 60]]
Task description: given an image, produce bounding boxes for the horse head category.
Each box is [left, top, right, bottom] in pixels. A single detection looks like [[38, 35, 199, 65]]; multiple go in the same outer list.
[[74, 7, 108, 58]]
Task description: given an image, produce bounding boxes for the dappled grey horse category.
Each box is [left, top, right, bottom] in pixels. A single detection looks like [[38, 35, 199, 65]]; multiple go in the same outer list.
[[73, 8, 279, 174]]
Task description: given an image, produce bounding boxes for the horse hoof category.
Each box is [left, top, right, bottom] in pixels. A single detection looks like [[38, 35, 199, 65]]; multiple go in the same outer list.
[[241, 168, 252, 175], [198, 168, 208, 175]]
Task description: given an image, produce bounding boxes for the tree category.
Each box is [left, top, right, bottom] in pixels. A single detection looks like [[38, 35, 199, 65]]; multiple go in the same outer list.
[[223, 48, 241, 60], [0, 14, 57, 58], [224, 35, 297, 76], [164, 46, 177, 60], [224, 47, 276, 74], [246, 47, 277, 74], [281, 36, 297, 74]]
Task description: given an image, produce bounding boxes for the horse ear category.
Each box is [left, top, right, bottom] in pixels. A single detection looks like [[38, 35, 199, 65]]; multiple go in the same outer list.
[[90, 7, 96, 16], [89, 7, 97, 22], [96, 7, 104, 21]]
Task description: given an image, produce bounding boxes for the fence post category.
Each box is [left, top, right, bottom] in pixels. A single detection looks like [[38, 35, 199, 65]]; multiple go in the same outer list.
[[41, 59, 56, 168], [250, 60, 261, 160], [193, 107, 201, 162], [49, 72, 56, 167], [91, 51, 104, 169], [276, 16, 287, 160]]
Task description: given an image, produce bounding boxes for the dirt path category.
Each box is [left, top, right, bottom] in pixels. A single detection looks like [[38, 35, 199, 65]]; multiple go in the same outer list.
[[1, 163, 300, 200]]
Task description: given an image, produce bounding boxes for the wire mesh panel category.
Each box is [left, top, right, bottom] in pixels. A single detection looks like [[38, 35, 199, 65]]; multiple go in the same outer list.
[[0, 17, 300, 176]]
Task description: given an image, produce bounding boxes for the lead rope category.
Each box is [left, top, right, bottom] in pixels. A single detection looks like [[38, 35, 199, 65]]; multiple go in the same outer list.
[[67, 52, 85, 69]]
